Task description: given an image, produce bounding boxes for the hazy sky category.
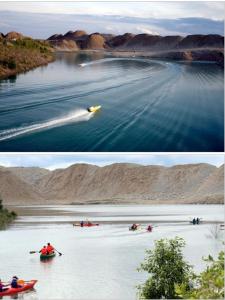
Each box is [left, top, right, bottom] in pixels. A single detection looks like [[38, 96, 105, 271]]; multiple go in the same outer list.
[[0, 154, 223, 170], [0, 1, 224, 37], [0, 2, 224, 19]]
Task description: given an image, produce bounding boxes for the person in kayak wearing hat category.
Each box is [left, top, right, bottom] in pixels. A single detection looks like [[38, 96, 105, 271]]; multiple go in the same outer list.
[[39, 245, 48, 255], [11, 276, 22, 289], [46, 243, 55, 254]]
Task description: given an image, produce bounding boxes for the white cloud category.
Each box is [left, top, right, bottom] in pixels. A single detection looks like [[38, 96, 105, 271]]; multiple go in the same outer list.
[[135, 26, 159, 35], [0, 154, 223, 170], [0, 1, 224, 20]]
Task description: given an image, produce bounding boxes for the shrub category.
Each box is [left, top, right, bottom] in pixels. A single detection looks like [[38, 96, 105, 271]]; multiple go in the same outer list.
[[138, 237, 193, 299]]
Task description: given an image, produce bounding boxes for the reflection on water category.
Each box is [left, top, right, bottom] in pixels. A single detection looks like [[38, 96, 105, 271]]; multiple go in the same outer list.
[[0, 53, 223, 151], [0, 205, 223, 299]]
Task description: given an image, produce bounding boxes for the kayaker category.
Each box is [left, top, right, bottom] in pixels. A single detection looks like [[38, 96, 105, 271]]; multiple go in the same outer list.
[[147, 225, 152, 232], [131, 224, 137, 230], [11, 276, 22, 289], [196, 217, 200, 225], [0, 279, 8, 292], [80, 221, 84, 227], [46, 242, 54, 254], [39, 246, 48, 255], [192, 218, 196, 225]]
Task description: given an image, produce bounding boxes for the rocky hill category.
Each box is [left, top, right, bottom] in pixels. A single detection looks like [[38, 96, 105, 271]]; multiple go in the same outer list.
[[47, 31, 224, 64], [0, 163, 223, 205], [0, 31, 54, 79]]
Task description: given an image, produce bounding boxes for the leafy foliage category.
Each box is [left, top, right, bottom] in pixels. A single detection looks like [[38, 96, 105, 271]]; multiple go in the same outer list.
[[0, 199, 17, 229], [138, 237, 193, 299], [176, 251, 224, 299], [0, 38, 54, 78]]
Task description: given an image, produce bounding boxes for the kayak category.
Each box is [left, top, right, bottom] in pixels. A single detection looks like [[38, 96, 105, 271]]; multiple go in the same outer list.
[[0, 280, 37, 296], [40, 252, 56, 259], [73, 223, 99, 227], [87, 105, 101, 113], [129, 224, 140, 231]]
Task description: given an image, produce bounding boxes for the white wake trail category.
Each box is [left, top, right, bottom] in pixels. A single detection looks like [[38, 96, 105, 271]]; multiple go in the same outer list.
[[0, 109, 93, 141]]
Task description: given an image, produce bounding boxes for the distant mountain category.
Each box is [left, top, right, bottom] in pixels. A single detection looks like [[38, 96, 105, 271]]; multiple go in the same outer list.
[[0, 163, 223, 205], [47, 31, 224, 64]]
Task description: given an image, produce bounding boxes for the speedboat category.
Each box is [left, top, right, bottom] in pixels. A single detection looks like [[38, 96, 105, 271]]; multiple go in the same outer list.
[[87, 105, 101, 113]]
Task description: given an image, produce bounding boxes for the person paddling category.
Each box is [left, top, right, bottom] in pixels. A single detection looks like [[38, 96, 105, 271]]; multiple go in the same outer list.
[[46, 242, 55, 254], [11, 276, 22, 289], [147, 225, 153, 232], [131, 224, 137, 230], [0, 279, 8, 292], [39, 245, 48, 255]]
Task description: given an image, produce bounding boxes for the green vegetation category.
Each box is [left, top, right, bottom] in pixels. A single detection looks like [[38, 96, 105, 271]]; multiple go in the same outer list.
[[0, 37, 54, 79], [138, 237, 224, 299], [137, 237, 192, 299], [0, 199, 17, 229], [176, 251, 224, 299]]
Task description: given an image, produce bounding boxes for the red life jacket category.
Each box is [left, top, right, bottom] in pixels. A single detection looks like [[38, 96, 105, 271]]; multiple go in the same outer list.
[[47, 245, 54, 253], [41, 248, 47, 254]]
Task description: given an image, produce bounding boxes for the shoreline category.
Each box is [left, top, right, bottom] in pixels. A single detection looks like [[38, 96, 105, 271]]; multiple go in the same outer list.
[[1, 47, 223, 80], [55, 48, 224, 65]]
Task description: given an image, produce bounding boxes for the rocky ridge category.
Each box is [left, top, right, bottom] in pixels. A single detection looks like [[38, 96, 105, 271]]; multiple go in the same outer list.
[[47, 31, 224, 64], [0, 163, 223, 205]]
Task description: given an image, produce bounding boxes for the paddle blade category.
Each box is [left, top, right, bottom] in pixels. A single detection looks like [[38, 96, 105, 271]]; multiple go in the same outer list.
[[29, 251, 37, 254]]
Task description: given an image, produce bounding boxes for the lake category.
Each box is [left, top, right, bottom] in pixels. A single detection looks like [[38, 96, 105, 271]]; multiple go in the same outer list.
[[0, 204, 223, 299], [0, 53, 224, 151]]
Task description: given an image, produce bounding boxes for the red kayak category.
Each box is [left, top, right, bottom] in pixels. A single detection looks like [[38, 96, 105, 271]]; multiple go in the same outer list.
[[73, 223, 99, 227], [0, 280, 37, 296]]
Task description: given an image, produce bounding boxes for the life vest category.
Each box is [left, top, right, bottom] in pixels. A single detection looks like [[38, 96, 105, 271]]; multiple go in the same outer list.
[[47, 245, 54, 253], [41, 248, 47, 255]]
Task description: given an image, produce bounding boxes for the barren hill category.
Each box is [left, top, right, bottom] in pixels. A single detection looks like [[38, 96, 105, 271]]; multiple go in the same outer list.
[[0, 163, 223, 205], [47, 31, 224, 64]]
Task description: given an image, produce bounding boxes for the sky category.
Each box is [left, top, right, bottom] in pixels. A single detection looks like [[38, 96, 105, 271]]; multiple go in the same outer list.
[[0, 1, 224, 38], [0, 154, 223, 170]]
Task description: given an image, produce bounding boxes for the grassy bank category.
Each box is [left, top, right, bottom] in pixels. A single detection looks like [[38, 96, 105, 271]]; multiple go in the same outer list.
[[0, 200, 17, 229], [0, 38, 54, 79]]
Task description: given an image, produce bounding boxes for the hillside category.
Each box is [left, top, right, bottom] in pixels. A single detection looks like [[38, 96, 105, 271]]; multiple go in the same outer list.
[[0, 163, 223, 205], [48, 31, 224, 64], [0, 31, 54, 79]]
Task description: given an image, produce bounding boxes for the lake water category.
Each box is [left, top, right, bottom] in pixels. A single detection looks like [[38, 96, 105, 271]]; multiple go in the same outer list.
[[0, 53, 224, 151], [0, 205, 224, 299]]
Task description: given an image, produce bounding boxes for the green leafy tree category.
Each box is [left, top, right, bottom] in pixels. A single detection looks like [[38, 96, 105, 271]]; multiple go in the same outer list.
[[138, 237, 193, 299], [176, 251, 224, 299]]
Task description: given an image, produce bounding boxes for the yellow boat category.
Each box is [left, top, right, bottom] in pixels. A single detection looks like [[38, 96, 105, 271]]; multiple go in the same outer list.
[[87, 105, 101, 113]]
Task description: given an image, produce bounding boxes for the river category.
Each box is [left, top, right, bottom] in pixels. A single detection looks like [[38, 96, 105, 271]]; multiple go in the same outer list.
[[0, 53, 224, 151], [0, 204, 223, 299]]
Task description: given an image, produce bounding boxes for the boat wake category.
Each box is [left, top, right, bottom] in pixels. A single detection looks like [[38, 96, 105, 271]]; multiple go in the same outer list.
[[0, 109, 93, 141]]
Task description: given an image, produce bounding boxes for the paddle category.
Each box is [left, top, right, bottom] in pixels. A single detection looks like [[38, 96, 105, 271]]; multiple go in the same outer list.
[[29, 251, 38, 254], [54, 248, 62, 256]]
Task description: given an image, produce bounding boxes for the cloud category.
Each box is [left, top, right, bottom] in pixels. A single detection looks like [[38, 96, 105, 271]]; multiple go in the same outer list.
[[0, 11, 223, 38], [0, 154, 223, 170], [135, 26, 159, 35]]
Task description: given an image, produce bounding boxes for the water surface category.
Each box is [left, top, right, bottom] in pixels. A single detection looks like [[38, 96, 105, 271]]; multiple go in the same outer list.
[[0, 53, 223, 151], [0, 205, 223, 299]]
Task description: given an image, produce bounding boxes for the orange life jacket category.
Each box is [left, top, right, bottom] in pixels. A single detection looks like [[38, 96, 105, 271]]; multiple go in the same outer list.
[[41, 248, 47, 254], [47, 245, 54, 253]]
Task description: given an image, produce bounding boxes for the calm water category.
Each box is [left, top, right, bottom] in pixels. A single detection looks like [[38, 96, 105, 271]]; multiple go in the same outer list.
[[0, 205, 223, 299], [0, 53, 223, 151]]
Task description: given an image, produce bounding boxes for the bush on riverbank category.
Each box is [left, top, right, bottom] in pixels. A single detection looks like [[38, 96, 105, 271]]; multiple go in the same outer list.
[[0, 199, 17, 229], [0, 38, 54, 79], [138, 237, 224, 299], [137, 237, 192, 299], [176, 251, 224, 299]]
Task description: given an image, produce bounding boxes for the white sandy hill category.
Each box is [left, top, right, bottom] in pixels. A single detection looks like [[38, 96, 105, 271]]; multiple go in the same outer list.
[[0, 163, 223, 205]]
